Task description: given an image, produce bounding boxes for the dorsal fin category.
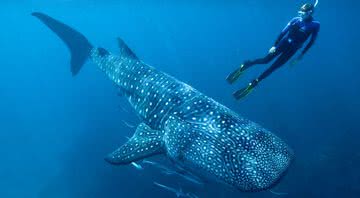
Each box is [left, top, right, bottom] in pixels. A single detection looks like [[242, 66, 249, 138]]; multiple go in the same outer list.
[[117, 37, 138, 60], [105, 123, 164, 165]]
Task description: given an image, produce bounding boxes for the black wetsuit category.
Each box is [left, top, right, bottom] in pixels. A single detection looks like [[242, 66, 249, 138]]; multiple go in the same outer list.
[[246, 16, 320, 82]]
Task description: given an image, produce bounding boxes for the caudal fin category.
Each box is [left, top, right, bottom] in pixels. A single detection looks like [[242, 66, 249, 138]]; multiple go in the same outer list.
[[32, 12, 93, 76]]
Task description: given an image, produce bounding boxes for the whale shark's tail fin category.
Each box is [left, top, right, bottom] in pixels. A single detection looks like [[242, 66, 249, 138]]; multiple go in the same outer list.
[[32, 12, 93, 76]]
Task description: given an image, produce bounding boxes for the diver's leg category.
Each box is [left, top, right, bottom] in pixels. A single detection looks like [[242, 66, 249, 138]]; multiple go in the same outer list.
[[226, 52, 278, 84], [256, 49, 297, 82], [233, 49, 297, 100], [244, 52, 278, 69]]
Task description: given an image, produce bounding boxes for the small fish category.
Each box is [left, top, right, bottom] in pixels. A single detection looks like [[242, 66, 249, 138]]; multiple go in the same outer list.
[[118, 104, 129, 113], [185, 193, 199, 198], [162, 170, 204, 186], [154, 182, 181, 196], [269, 189, 288, 196], [143, 160, 170, 171], [142, 160, 157, 166], [153, 182, 198, 198], [121, 120, 135, 128], [131, 162, 143, 170], [179, 174, 204, 186], [144, 160, 203, 186]]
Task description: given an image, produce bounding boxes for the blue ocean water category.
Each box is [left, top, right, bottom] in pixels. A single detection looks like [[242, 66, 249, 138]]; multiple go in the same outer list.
[[1, 0, 359, 197]]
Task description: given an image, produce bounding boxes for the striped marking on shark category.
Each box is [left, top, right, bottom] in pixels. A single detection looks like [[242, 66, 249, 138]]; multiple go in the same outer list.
[[33, 12, 294, 192]]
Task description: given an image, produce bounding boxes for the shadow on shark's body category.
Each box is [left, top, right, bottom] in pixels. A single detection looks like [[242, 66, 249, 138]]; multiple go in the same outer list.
[[32, 12, 294, 192]]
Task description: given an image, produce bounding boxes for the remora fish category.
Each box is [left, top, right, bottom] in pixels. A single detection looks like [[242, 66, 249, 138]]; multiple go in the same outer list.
[[154, 182, 198, 198], [143, 160, 204, 186]]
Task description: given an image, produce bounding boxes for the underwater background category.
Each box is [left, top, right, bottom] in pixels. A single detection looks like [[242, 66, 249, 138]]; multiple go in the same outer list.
[[1, 0, 359, 197]]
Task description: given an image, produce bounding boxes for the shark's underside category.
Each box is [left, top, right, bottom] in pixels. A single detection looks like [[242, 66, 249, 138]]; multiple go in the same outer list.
[[33, 12, 294, 192]]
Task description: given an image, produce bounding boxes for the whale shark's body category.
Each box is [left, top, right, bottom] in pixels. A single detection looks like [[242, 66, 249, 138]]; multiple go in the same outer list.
[[33, 12, 294, 192]]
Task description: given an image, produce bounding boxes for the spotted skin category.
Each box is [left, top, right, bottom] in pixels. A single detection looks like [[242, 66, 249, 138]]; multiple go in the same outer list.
[[91, 46, 293, 192]]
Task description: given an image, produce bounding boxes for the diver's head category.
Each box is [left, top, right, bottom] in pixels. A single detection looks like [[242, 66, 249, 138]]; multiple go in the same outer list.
[[298, 3, 315, 20]]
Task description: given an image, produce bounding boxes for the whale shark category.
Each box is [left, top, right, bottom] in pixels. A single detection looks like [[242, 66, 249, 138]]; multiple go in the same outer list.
[[33, 12, 294, 192]]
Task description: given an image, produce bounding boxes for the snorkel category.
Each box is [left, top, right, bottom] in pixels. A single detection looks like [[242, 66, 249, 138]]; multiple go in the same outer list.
[[314, 0, 319, 8]]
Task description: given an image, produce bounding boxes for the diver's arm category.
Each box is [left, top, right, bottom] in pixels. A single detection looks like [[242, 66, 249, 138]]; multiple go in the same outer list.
[[274, 30, 287, 46], [274, 18, 298, 45], [291, 24, 320, 66], [301, 27, 319, 56]]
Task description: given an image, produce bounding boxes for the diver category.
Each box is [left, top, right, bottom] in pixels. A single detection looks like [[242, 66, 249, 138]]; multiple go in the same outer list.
[[226, 1, 320, 100]]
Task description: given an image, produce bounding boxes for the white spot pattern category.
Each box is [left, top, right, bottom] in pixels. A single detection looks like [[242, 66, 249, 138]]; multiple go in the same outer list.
[[91, 48, 293, 192]]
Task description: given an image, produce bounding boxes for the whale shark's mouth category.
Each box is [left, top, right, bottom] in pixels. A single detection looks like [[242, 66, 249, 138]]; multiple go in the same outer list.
[[230, 129, 295, 192], [250, 149, 294, 192]]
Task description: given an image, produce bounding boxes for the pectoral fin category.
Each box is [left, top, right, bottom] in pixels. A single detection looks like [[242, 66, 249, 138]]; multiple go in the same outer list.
[[105, 123, 164, 165]]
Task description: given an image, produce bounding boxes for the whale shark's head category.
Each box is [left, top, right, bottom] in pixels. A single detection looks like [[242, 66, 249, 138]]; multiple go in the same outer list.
[[164, 114, 294, 192], [217, 122, 294, 192]]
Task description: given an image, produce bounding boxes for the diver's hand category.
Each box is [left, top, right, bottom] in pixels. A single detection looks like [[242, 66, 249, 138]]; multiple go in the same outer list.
[[269, 46, 276, 54], [290, 54, 304, 66], [297, 54, 304, 60]]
